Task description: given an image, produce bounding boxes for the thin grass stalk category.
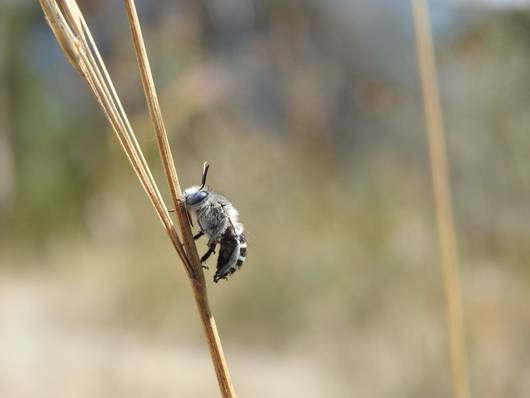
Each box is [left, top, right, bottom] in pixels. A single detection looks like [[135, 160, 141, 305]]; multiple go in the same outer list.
[[120, 0, 195, 271], [122, 1, 236, 396], [63, 1, 191, 270], [411, 1, 471, 398], [39, 1, 236, 396], [66, 1, 191, 269], [39, 0, 190, 267]]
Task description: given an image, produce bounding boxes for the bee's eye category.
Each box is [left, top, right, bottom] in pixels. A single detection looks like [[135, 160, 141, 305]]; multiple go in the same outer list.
[[186, 190, 208, 205]]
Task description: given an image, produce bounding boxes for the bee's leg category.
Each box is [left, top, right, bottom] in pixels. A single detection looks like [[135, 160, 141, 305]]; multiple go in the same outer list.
[[193, 230, 205, 240], [186, 208, 194, 227], [207, 239, 217, 254], [200, 245, 216, 265]]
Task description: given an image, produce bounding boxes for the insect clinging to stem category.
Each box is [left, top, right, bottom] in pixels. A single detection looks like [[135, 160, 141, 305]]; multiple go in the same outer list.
[[183, 162, 247, 282]]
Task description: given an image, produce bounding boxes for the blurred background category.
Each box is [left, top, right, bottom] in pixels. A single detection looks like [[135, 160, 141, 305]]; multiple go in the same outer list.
[[1, 0, 530, 397]]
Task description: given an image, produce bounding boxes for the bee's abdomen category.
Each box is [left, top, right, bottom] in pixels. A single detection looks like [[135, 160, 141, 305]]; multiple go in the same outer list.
[[214, 233, 247, 282], [237, 239, 247, 266]]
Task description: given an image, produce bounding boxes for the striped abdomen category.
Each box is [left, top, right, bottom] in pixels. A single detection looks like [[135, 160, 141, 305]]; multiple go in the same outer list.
[[214, 232, 247, 282]]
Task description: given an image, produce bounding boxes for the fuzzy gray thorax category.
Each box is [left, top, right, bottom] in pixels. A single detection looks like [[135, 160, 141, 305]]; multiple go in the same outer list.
[[184, 187, 244, 242]]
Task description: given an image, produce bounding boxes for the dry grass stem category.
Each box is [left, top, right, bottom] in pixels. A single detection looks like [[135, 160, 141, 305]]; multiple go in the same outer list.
[[123, 1, 236, 396], [39, 0, 190, 269], [39, 1, 236, 396], [121, 0, 198, 273], [411, 1, 471, 398]]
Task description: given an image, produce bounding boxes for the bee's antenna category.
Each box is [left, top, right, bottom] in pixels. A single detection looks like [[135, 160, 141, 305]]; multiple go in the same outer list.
[[200, 161, 210, 190]]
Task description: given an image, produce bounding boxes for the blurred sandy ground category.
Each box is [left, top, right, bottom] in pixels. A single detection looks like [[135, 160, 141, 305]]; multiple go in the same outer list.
[[2, 254, 530, 397], [1, 1, 530, 397], [0, 274, 343, 398]]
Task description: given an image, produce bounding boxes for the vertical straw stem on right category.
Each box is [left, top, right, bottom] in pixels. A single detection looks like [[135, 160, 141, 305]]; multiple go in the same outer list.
[[411, 1, 471, 398]]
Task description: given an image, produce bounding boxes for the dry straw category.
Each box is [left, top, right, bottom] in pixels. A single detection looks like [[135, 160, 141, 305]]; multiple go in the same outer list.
[[38, 1, 236, 396], [411, 1, 471, 398]]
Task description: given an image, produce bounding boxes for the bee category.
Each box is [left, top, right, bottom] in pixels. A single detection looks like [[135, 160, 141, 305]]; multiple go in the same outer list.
[[184, 162, 247, 282]]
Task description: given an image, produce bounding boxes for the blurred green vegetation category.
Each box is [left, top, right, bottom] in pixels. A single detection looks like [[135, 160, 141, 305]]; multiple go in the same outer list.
[[1, 1, 530, 397]]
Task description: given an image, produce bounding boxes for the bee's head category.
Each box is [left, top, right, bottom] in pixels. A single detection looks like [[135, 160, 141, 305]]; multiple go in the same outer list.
[[184, 162, 210, 207], [184, 186, 208, 206]]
